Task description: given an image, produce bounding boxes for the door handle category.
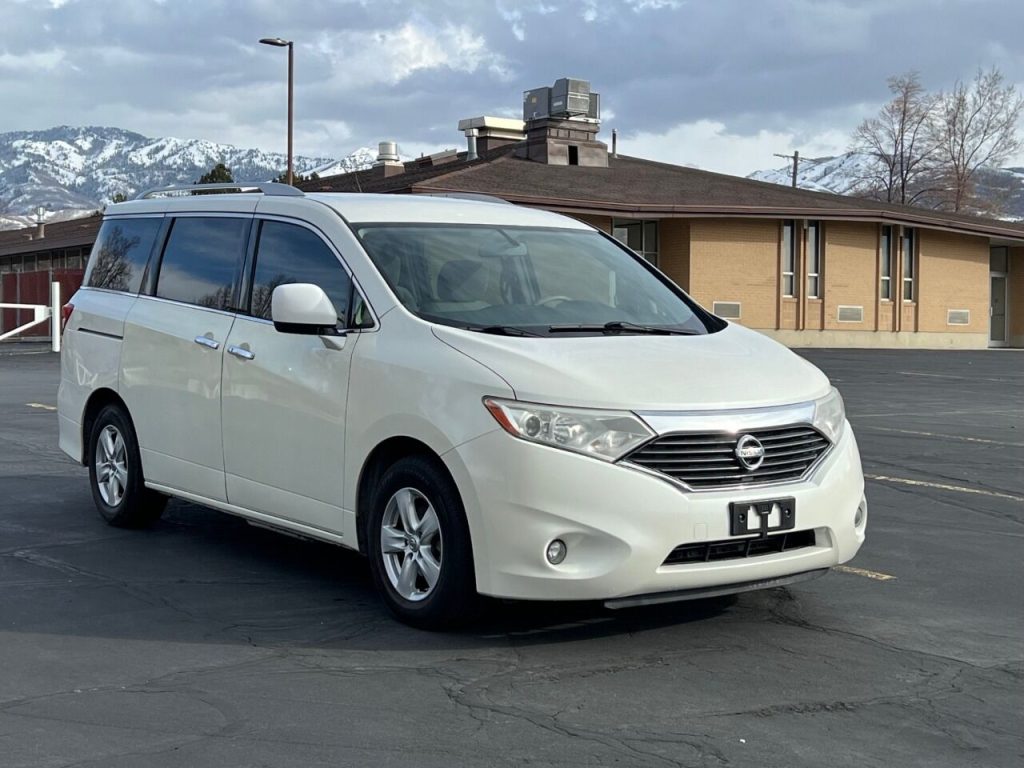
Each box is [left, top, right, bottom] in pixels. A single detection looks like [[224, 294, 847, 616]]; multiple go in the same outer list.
[[194, 335, 220, 350], [227, 344, 255, 360]]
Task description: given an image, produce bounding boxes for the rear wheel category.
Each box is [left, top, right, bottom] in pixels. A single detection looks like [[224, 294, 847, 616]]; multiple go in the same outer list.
[[367, 456, 477, 629], [87, 404, 166, 528]]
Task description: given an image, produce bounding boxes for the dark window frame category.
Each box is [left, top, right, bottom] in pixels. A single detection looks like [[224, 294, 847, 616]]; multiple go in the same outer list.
[[806, 220, 822, 299], [880, 225, 893, 300], [781, 220, 796, 298], [902, 228, 916, 302]]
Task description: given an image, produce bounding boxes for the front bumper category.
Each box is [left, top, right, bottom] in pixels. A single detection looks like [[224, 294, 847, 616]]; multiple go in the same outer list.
[[445, 423, 865, 601]]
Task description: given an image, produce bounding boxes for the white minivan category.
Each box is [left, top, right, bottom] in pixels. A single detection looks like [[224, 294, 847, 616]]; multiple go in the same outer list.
[[58, 183, 866, 628]]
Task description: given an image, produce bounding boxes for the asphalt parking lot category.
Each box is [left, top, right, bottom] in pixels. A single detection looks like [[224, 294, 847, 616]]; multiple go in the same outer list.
[[0, 347, 1021, 767]]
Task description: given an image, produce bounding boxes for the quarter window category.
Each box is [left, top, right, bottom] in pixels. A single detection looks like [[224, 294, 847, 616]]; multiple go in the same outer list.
[[902, 228, 915, 301], [880, 225, 893, 300], [612, 219, 659, 265], [155, 217, 249, 309], [807, 221, 821, 298], [85, 218, 162, 294], [249, 220, 352, 323], [781, 220, 796, 297]]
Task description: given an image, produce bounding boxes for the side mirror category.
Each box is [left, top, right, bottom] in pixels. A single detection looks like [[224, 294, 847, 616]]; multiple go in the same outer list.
[[271, 283, 340, 334]]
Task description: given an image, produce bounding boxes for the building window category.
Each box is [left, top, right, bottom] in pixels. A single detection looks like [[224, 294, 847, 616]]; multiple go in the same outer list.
[[807, 221, 821, 298], [902, 228, 915, 301], [612, 219, 659, 265], [880, 225, 893, 300], [781, 220, 796, 297]]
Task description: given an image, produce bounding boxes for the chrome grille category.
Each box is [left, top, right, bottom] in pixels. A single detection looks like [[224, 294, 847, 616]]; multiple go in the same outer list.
[[624, 425, 830, 490]]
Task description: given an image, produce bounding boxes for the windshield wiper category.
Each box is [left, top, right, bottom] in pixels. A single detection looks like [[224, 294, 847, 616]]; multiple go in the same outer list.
[[546, 321, 699, 336], [474, 324, 543, 337]]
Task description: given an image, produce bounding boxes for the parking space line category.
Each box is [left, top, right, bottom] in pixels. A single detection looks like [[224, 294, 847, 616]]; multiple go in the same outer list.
[[865, 474, 1024, 503], [25, 402, 56, 411], [834, 565, 896, 581], [896, 371, 1021, 384], [860, 425, 1024, 448], [851, 408, 1023, 419]]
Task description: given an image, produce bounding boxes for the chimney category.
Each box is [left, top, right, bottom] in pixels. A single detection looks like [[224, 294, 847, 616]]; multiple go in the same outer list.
[[465, 128, 478, 162], [373, 141, 404, 177], [456, 116, 525, 154], [34, 205, 46, 239], [612, 129, 617, 159], [514, 77, 608, 167]]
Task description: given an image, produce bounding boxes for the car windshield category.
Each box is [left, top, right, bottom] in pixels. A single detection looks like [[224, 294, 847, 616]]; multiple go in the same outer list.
[[354, 224, 717, 336]]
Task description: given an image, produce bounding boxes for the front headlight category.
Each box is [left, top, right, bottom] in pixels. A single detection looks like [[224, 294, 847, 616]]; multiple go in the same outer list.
[[812, 387, 846, 443], [483, 398, 655, 461]]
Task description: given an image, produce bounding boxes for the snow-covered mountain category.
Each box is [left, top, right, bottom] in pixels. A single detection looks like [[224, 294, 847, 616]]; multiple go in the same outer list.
[[0, 126, 381, 229], [748, 151, 1024, 220]]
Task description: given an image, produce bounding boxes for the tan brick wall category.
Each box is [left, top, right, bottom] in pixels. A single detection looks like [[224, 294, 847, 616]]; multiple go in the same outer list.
[[689, 218, 779, 329], [917, 230, 989, 334], [569, 214, 611, 233], [1009, 247, 1024, 345], [659, 219, 690, 291], [822, 222, 878, 331]]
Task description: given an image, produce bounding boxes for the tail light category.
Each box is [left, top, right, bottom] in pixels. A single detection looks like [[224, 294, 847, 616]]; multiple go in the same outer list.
[[61, 303, 74, 335]]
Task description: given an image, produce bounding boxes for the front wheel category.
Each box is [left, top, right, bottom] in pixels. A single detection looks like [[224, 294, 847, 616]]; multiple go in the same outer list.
[[367, 456, 477, 629], [87, 404, 166, 528]]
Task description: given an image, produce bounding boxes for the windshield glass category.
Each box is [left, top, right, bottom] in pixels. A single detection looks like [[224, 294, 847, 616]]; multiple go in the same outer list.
[[355, 224, 717, 335]]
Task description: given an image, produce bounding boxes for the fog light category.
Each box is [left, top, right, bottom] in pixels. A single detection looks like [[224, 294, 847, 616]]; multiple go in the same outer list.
[[854, 499, 867, 528], [546, 539, 567, 565]]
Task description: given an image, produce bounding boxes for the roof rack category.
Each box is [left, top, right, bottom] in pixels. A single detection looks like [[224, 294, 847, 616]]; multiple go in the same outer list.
[[417, 192, 512, 205], [134, 181, 304, 200]]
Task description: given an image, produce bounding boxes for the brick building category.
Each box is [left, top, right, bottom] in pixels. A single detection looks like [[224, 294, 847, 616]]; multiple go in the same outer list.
[[2, 95, 1022, 348]]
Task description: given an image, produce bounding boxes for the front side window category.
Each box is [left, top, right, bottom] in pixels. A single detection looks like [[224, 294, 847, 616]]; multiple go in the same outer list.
[[85, 217, 162, 293], [356, 225, 714, 336], [781, 220, 796, 297], [612, 219, 659, 265], [902, 228, 915, 301], [880, 225, 893, 300], [807, 221, 821, 298], [155, 217, 249, 309], [249, 220, 353, 323]]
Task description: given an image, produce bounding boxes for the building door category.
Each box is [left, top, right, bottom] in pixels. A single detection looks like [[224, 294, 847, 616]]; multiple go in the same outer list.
[[990, 275, 1008, 346], [990, 247, 1009, 347]]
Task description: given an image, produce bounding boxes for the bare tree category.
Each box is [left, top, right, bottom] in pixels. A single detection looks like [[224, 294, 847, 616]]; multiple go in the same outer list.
[[851, 72, 941, 205], [933, 67, 1024, 213]]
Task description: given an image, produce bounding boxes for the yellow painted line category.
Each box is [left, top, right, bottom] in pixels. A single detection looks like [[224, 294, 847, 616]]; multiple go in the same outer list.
[[865, 474, 1024, 504], [862, 425, 1024, 448], [25, 402, 56, 411], [834, 565, 896, 581]]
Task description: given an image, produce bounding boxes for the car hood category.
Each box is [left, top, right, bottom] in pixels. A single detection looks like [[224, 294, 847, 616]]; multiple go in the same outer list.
[[432, 322, 831, 411]]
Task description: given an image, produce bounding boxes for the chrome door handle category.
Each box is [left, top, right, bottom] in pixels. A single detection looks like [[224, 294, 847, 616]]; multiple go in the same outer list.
[[227, 344, 255, 360], [194, 335, 220, 350]]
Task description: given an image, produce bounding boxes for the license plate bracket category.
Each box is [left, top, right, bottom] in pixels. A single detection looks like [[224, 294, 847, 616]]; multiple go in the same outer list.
[[729, 497, 796, 537]]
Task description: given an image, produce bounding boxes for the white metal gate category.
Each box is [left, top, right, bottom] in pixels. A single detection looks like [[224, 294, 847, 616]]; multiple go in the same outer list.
[[0, 281, 62, 352]]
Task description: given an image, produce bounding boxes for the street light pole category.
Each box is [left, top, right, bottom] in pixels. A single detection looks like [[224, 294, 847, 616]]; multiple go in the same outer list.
[[259, 37, 294, 185]]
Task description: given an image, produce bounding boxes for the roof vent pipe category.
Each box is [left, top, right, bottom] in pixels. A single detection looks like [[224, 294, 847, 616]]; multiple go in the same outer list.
[[465, 128, 479, 162], [612, 129, 617, 159], [377, 141, 400, 164], [34, 205, 46, 240]]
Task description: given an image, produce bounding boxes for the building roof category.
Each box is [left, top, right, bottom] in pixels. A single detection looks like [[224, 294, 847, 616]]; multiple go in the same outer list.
[[300, 145, 1024, 243], [0, 213, 102, 257]]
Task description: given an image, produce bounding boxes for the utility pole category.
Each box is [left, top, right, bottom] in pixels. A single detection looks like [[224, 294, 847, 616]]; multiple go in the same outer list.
[[773, 150, 800, 188]]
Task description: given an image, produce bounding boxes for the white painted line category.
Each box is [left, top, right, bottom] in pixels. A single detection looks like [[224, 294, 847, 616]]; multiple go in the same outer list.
[[865, 474, 1024, 503], [897, 371, 1022, 383], [25, 402, 56, 411], [834, 565, 896, 581], [861, 425, 1024, 448]]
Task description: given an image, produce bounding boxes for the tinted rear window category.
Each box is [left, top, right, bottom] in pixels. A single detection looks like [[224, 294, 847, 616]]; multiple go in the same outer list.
[[85, 218, 162, 293], [155, 217, 249, 310]]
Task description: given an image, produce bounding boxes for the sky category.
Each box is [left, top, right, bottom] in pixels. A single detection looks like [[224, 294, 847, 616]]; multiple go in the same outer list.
[[3, 0, 1024, 175]]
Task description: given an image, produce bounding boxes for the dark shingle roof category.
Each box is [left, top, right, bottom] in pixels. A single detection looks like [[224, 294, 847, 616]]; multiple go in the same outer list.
[[0, 213, 102, 257], [302, 146, 1024, 241]]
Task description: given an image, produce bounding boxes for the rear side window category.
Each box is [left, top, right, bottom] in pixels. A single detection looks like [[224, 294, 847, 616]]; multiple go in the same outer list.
[[155, 217, 249, 310], [249, 220, 352, 322], [85, 218, 162, 293]]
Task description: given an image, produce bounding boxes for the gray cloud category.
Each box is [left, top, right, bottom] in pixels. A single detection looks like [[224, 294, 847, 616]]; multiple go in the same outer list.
[[2, 0, 1023, 173]]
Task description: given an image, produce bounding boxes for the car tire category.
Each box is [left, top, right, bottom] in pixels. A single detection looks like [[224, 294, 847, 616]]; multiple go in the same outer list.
[[367, 455, 478, 630], [87, 404, 167, 528]]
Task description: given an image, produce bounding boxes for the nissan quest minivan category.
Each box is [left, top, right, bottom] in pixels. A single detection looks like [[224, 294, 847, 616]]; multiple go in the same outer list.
[[58, 183, 866, 628]]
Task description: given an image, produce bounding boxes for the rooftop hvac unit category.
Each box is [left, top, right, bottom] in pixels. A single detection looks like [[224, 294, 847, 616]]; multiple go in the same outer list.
[[522, 78, 601, 122], [523, 87, 551, 120]]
